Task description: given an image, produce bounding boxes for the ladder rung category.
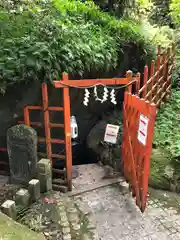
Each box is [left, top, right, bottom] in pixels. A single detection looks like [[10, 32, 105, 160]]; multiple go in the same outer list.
[[51, 139, 65, 144], [27, 106, 42, 110], [48, 107, 64, 111], [38, 137, 46, 143], [38, 152, 65, 160], [0, 148, 7, 152], [30, 122, 42, 127], [17, 121, 42, 127], [0, 171, 9, 176], [52, 168, 65, 174], [49, 123, 64, 128], [38, 138, 65, 144], [52, 179, 67, 185], [52, 184, 68, 192], [19, 122, 64, 128], [18, 121, 24, 124], [51, 154, 65, 159], [0, 161, 8, 165]]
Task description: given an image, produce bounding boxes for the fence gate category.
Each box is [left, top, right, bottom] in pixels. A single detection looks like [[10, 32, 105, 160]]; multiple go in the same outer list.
[[122, 91, 157, 212]]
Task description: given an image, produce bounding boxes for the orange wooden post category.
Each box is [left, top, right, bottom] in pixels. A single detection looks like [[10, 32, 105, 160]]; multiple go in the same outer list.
[[135, 72, 140, 95], [141, 104, 156, 212], [142, 65, 148, 99], [155, 55, 161, 105], [42, 83, 52, 165], [159, 52, 167, 105], [126, 70, 133, 93], [166, 46, 172, 98], [24, 106, 30, 126], [157, 45, 161, 56], [150, 60, 155, 102], [62, 73, 72, 191]]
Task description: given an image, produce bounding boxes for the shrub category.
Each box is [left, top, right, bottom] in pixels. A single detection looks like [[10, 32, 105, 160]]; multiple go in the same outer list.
[[153, 90, 180, 160], [170, 0, 180, 26], [0, 0, 160, 93]]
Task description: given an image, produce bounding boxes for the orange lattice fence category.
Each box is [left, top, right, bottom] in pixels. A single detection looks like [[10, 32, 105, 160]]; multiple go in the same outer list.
[[138, 43, 175, 107], [122, 91, 157, 212], [121, 43, 175, 212]]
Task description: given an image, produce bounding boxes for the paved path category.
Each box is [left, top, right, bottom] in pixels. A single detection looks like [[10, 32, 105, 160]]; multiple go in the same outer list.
[[74, 184, 180, 240]]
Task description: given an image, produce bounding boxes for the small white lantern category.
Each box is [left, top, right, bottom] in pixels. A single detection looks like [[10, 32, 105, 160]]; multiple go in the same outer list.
[[70, 116, 78, 139]]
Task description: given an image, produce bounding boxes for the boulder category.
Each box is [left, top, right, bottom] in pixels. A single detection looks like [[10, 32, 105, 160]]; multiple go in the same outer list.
[[86, 108, 123, 171], [149, 148, 180, 192]]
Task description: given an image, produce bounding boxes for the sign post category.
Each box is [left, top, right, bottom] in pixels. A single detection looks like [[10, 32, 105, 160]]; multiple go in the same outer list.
[[104, 124, 119, 144]]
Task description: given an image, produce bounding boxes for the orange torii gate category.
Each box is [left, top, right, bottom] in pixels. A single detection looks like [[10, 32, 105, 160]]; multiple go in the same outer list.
[[53, 72, 134, 191], [18, 72, 134, 192]]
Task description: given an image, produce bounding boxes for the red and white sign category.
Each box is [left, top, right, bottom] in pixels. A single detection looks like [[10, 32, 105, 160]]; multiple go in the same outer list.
[[138, 114, 149, 146], [104, 124, 119, 144]]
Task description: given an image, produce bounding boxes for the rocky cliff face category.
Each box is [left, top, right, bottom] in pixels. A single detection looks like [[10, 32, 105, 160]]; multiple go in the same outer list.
[[0, 80, 41, 150], [0, 78, 125, 171]]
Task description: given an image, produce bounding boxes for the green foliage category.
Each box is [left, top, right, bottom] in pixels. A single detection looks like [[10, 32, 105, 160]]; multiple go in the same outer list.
[[0, 0, 117, 93], [153, 91, 180, 160], [170, 0, 180, 26], [0, 0, 158, 93], [93, 0, 136, 17], [169, 1, 180, 89], [136, 0, 154, 18], [149, 0, 172, 26], [172, 30, 180, 88], [139, 20, 174, 46], [150, 148, 173, 190]]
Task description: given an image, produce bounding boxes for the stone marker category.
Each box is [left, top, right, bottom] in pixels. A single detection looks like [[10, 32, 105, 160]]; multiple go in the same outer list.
[[37, 159, 52, 193], [1, 200, 17, 220], [7, 124, 37, 185], [28, 179, 40, 202], [15, 188, 30, 207]]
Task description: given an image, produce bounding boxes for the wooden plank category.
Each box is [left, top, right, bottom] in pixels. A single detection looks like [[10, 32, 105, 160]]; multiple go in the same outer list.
[[42, 83, 52, 165], [0, 148, 7, 152], [26, 106, 42, 110], [68, 178, 125, 197], [63, 73, 72, 191], [48, 106, 64, 111], [123, 98, 140, 206], [38, 138, 65, 144], [141, 104, 156, 212], [150, 60, 155, 101], [51, 154, 65, 159], [24, 106, 30, 126], [142, 65, 148, 98], [54, 74, 129, 88], [49, 123, 64, 128]]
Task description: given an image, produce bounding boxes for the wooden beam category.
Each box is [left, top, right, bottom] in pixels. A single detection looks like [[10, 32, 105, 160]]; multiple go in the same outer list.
[[54, 77, 129, 88]]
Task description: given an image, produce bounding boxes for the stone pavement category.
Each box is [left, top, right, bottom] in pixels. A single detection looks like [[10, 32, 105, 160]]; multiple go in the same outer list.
[[13, 164, 180, 240], [73, 184, 180, 240]]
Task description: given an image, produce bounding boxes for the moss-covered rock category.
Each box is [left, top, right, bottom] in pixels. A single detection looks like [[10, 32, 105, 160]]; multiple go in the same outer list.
[[151, 91, 180, 193], [149, 148, 180, 192], [149, 148, 172, 190], [0, 212, 45, 240]]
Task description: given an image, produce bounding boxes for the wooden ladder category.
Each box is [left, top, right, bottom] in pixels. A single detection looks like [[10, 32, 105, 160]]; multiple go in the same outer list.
[[22, 82, 72, 190]]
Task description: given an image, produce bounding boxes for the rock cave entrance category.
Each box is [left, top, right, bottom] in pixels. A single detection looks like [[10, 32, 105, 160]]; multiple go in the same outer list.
[[0, 85, 124, 180]]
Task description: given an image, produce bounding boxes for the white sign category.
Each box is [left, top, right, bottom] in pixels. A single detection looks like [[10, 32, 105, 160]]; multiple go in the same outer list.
[[137, 114, 149, 146], [104, 124, 119, 144]]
